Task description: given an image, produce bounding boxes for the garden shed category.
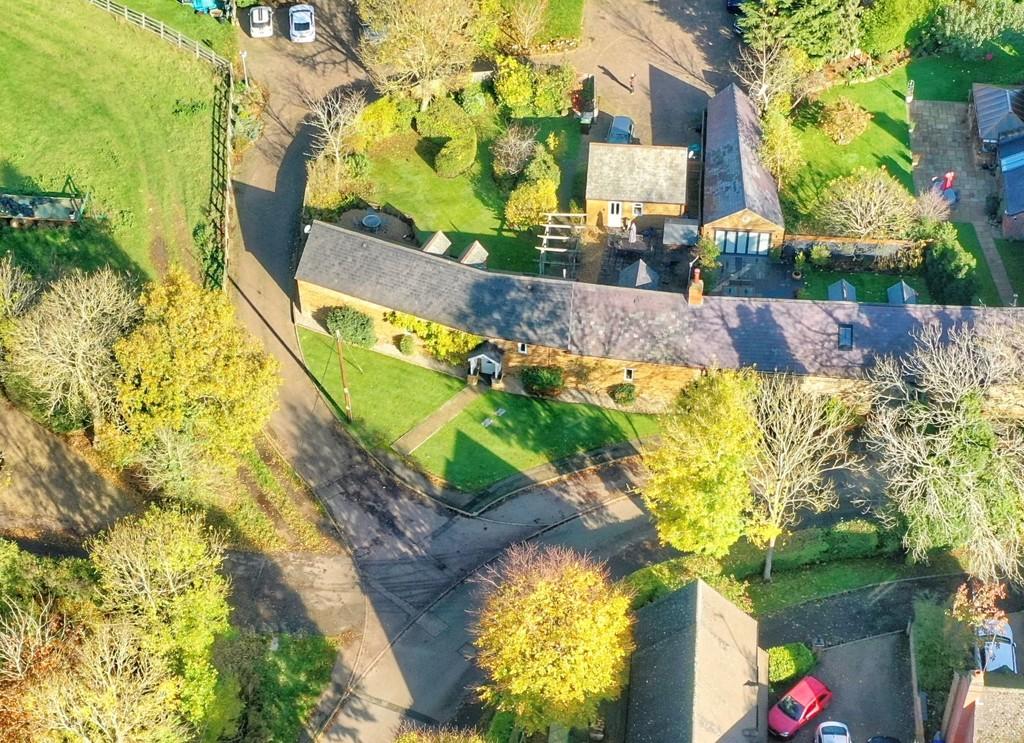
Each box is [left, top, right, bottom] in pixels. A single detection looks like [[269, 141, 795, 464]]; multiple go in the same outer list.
[[702, 84, 785, 255], [971, 83, 1024, 151], [585, 143, 688, 229], [467, 341, 504, 381]]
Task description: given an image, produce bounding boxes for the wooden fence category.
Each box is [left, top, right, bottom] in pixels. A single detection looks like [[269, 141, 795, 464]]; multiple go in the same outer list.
[[82, 0, 234, 289]]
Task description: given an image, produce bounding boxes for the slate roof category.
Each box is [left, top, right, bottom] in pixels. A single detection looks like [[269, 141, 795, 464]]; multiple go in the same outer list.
[[828, 279, 857, 302], [888, 280, 918, 305], [586, 143, 689, 204], [973, 673, 1024, 743], [626, 580, 764, 743], [1005, 167, 1024, 216], [618, 259, 660, 289], [703, 84, 785, 227], [468, 340, 504, 364], [973, 83, 1024, 144], [296, 222, 1018, 379]]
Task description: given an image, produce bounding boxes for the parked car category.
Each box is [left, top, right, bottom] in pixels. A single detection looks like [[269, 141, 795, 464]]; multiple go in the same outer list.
[[866, 738, 902, 743], [975, 618, 1019, 673], [607, 115, 635, 144], [814, 721, 851, 743], [249, 5, 273, 38], [768, 675, 833, 739], [726, 0, 744, 12], [288, 4, 316, 43]]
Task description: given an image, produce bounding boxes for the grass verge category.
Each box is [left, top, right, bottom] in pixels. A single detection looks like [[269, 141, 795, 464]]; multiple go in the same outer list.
[[243, 448, 332, 552], [411, 390, 658, 491], [540, 0, 586, 44], [954, 222, 1002, 306], [995, 238, 1024, 300], [912, 596, 972, 731], [0, 1, 217, 278], [118, 0, 238, 58], [802, 268, 931, 303], [298, 327, 467, 445]]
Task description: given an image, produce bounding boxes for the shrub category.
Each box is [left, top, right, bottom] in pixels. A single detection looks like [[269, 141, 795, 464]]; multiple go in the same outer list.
[[768, 643, 816, 685], [352, 96, 403, 151], [759, 106, 804, 187], [523, 144, 560, 187], [695, 235, 721, 271], [325, 305, 376, 348], [624, 554, 752, 612], [821, 97, 873, 145], [304, 155, 365, 221], [861, 0, 941, 55], [494, 56, 536, 117], [415, 96, 474, 140], [912, 597, 972, 693], [398, 334, 415, 355], [924, 224, 978, 304], [458, 82, 491, 118], [917, 189, 952, 224], [435, 132, 478, 178], [505, 178, 557, 230], [609, 383, 637, 405], [809, 244, 831, 268], [520, 365, 565, 396], [817, 168, 917, 239], [533, 64, 576, 116], [384, 312, 481, 363]]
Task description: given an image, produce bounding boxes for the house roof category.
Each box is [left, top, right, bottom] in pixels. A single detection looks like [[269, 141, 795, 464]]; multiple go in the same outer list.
[[626, 580, 763, 743], [618, 259, 660, 289], [887, 280, 918, 305], [1004, 166, 1024, 216], [468, 340, 504, 364], [973, 83, 1024, 143], [586, 143, 689, 204], [828, 279, 857, 302], [703, 84, 784, 228], [296, 222, 1018, 379]]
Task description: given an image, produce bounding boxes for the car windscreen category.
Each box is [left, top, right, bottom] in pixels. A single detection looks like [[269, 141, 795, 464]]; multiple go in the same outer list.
[[777, 696, 804, 721], [821, 725, 847, 735], [294, 17, 311, 30]]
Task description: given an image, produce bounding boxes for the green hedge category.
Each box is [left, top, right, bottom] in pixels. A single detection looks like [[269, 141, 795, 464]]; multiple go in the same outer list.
[[434, 131, 477, 178], [415, 96, 478, 178], [768, 643, 816, 685], [519, 365, 565, 397], [325, 305, 377, 348], [625, 555, 752, 612]]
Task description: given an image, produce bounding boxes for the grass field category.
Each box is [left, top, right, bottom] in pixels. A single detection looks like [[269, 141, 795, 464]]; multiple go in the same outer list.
[[954, 222, 1002, 306], [119, 0, 238, 58], [541, 0, 586, 43], [784, 68, 913, 228], [803, 269, 931, 303], [298, 328, 466, 444], [909, 32, 1024, 102], [365, 115, 581, 272], [0, 2, 216, 278], [995, 238, 1024, 300], [412, 390, 658, 490]]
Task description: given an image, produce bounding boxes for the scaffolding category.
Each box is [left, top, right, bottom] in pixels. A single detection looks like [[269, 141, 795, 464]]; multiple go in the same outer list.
[[536, 212, 586, 279]]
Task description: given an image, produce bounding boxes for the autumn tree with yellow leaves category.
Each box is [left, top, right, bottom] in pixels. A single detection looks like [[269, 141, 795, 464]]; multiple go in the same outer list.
[[473, 544, 634, 734]]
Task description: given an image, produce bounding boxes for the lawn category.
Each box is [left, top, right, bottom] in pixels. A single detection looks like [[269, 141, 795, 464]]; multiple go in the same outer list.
[[995, 238, 1024, 300], [803, 269, 931, 303], [0, 2, 216, 278], [298, 328, 466, 445], [540, 0, 586, 44], [365, 114, 581, 273], [954, 222, 1002, 306], [909, 31, 1024, 102], [119, 0, 238, 58], [784, 67, 913, 228], [412, 390, 659, 490]]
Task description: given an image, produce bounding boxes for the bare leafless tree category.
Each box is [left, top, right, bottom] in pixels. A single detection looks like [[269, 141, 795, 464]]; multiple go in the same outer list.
[[4, 268, 139, 438], [491, 123, 539, 179], [35, 623, 186, 743], [916, 188, 953, 224], [817, 168, 918, 239], [503, 0, 548, 53], [865, 323, 1024, 582], [0, 596, 65, 683], [358, 0, 483, 110], [0, 254, 37, 325], [304, 89, 366, 164], [749, 375, 861, 580], [731, 41, 807, 115]]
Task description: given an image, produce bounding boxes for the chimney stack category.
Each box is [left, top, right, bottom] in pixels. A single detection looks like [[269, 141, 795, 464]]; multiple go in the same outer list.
[[689, 267, 704, 306]]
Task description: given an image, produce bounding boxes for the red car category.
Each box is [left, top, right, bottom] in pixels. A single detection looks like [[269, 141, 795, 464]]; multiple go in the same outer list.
[[768, 675, 833, 739]]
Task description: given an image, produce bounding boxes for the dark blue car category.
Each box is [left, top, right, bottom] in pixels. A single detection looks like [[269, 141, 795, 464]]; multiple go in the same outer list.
[[607, 116, 635, 144]]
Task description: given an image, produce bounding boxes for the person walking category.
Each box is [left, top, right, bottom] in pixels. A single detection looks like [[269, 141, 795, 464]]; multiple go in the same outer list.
[[629, 73, 636, 94]]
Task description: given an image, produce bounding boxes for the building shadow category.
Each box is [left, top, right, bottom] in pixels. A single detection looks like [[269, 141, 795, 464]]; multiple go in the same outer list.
[[649, 66, 710, 146]]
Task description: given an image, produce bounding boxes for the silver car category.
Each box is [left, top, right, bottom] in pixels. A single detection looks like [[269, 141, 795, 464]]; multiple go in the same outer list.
[[975, 619, 1019, 673], [815, 721, 851, 743], [288, 4, 316, 43], [249, 5, 273, 38]]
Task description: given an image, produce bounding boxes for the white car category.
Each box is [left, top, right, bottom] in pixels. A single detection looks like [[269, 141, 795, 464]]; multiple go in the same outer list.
[[288, 4, 316, 43], [975, 619, 1019, 673], [815, 721, 852, 743], [249, 5, 273, 38]]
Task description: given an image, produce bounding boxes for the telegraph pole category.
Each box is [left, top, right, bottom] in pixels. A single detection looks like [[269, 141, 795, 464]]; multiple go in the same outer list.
[[334, 336, 354, 421]]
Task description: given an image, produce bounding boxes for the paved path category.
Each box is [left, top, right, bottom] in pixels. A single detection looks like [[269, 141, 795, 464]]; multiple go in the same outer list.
[[972, 219, 1016, 304], [392, 386, 482, 456]]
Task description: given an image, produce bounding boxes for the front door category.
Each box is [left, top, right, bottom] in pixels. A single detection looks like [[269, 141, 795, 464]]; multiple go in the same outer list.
[[607, 201, 622, 228]]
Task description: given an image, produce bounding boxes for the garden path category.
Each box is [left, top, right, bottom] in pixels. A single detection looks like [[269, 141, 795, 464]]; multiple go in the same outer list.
[[972, 219, 1016, 304], [392, 386, 482, 456]]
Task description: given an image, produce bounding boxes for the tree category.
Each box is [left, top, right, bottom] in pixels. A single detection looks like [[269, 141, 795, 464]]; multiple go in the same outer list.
[[505, 178, 557, 230], [473, 544, 633, 733], [817, 168, 917, 239], [748, 375, 859, 580], [325, 305, 377, 348], [924, 222, 978, 305], [731, 41, 808, 115], [759, 107, 804, 187], [0, 595, 64, 683], [864, 323, 1024, 582], [88, 507, 230, 729], [33, 623, 186, 743], [739, 0, 862, 61], [305, 89, 366, 166], [358, 0, 487, 110], [492, 123, 539, 179], [502, 0, 548, 53], [132, 427, 231, 503], [0, 254, 37, 332], [394, 726, 486, 743], [950, 579, 1008, 630], [861, 0, 941, 56], [4, 268, 139, 437], [643, 370, 759, 557], [929, 0, 1024, 60], [108, 268, 279, 471]]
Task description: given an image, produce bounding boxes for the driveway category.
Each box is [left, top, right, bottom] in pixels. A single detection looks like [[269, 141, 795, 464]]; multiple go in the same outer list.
[[786, 633, 914, 743], [558, 0, 740, 146]]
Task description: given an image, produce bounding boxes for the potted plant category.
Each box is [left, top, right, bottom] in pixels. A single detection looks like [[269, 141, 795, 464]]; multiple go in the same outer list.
[[792, 251, 807, 280]]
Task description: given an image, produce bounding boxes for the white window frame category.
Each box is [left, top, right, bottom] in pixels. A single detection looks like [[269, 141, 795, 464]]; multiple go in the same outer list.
[[624, 368, 635, 382], [517, 342, 528, 354], [632, 203, 644, 217]]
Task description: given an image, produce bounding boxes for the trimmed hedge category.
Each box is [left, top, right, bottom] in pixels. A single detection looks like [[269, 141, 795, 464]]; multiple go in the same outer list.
[[625, 555, 752, 612], [609, 383, 637, 405], [397, 334, 415, 355], [435, 133, 477, 178], [768, 643, 816, 685], [415, 96, 477, 178], [520, 365, 564, 397], [325, 305, 377, 348]]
